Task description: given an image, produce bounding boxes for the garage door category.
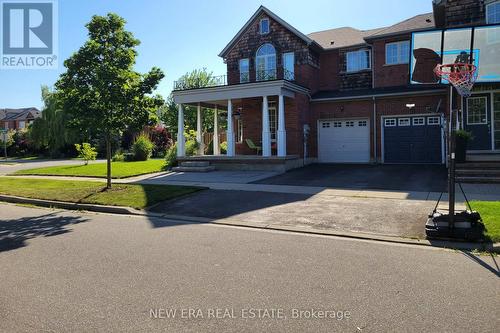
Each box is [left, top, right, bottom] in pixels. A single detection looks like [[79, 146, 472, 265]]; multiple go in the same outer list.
[[318, 119, 370, 163], [383, 115, 443, 164]]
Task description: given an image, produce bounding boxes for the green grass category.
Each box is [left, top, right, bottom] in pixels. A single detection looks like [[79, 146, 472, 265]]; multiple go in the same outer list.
[[13, 159, 167, 179], [471, 201, 500, 243], [0, 177, 202, 209]]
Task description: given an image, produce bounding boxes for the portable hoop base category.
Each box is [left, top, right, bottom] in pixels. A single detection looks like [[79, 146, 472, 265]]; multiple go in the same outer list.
[[425, 212, 484, 241]]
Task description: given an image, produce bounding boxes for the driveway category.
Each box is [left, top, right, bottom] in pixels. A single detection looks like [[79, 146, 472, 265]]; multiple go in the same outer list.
[[253, 164, 447, 192], [150, 189, 436, 238]]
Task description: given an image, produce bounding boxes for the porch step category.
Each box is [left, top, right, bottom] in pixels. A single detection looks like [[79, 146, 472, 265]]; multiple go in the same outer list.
[[456, 176, 500, 184], [172, 161, 215, 172], [456, 162, 500, 169], [466, 154, 500, 162], [179, 161, 210, 168], [456, 169, 500, 176]]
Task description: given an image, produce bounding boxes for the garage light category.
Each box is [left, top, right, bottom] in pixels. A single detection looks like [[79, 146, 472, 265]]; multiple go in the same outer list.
[[406, 103, 416, 109]]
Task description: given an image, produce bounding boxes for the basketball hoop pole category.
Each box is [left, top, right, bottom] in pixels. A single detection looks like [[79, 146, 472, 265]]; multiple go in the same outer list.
[[448, 85, 456, 229]]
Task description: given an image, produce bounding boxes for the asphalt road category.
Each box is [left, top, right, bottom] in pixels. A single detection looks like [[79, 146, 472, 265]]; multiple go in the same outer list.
[[0, 204, 499, 332]]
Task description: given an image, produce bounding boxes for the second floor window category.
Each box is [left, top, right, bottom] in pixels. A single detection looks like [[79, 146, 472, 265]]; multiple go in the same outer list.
[[256, 43, 276, 81], [386, 41, 410, 65], [283, 52, 294, 80], [346, 49, 371, 72], [487, 1, 500, 24], [260, 18, 270, 34], [239, 58, 249, 83]]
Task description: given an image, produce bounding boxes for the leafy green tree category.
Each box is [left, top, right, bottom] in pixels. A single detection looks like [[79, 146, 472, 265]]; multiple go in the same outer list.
[[160, 68, 225, 135], [75, 143, 98, 165], [30, 86, 80, 157], [56, 13, 164, 188]]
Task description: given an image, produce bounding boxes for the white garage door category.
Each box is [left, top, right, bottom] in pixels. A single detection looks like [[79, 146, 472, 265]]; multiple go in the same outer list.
[[318, 119, 370, 163]]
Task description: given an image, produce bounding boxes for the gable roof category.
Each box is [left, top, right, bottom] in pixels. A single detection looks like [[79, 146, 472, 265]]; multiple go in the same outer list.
[[218, 5, 322, 58], [0, 107, 41, 121], [365, 13, 435, 39], [307, 27, 386, 50]]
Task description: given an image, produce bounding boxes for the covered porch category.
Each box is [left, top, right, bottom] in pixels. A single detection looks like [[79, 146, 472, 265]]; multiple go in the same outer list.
[[172, 80, 309, 170]]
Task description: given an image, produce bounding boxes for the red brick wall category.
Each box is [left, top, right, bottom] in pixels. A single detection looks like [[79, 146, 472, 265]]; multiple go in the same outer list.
[[372, 35, 411, 88], [318, 50, 340, 91]]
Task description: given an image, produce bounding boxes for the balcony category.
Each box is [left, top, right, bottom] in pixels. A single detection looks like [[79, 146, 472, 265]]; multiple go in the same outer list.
[[173, 69, 295, 91]]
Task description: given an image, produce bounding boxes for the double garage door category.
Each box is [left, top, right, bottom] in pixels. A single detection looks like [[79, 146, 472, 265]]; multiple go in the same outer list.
[[318, 115, 444, 164], [318, 119, 370, 163], [383, 115, 443, 164]]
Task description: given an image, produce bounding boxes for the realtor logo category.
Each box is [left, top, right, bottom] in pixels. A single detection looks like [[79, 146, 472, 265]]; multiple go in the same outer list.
[[1, 0, 58, 69]]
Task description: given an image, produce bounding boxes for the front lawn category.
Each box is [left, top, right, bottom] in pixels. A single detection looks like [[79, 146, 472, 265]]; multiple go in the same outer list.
[[13, 159, 166, 179], [0, 177, 201, 209], [471, 201, 500, 242]]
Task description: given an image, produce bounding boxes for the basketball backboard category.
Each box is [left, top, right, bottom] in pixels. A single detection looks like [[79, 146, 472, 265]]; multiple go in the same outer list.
[[410, 24, 500, 85]]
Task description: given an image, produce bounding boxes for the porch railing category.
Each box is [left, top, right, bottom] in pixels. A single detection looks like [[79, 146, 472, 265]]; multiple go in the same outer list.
[[173, 69, 296, 91]]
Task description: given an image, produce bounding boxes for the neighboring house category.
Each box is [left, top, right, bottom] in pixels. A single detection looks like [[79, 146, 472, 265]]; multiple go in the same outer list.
[[172, 0, 500, 168], [0, 108, 41, 130]]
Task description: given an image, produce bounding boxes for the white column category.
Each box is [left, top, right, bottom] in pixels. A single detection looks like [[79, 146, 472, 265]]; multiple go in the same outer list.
[[196, 103, 204, 155], [277, 95, 287, 157], [176, 104, 185, 157], [213, 105, 220, 155], [262, 96, 271, 157], [226, 100, 235, 156]]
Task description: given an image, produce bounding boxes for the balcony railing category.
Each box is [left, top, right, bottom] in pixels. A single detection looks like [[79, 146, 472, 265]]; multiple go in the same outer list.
[[173, 69, 295, 91]]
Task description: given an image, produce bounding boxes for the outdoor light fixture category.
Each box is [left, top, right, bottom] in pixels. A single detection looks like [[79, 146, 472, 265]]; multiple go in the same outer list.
[[234, 108, 242, 120], [406, 103, 416, 109]]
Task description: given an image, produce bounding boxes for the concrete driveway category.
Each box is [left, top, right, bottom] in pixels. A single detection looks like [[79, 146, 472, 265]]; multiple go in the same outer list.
[[254, 164, 447, 192]]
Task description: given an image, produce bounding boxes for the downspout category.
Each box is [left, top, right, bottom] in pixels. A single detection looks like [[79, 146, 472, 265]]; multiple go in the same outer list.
[[372, 96, 377, 164]]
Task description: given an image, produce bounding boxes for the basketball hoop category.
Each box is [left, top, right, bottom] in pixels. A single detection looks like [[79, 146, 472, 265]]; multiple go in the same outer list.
[[433, 63, 477, 97]]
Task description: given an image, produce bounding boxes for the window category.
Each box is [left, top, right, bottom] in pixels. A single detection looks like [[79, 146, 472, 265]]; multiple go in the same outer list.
[[487, 1, 500, 24], [283, 52, 294, 80], [239, 59, 249, 83], [427, 117, 440, 125], [333, 121, 342, 127], [256, 43, 276, 81], [412, 117, 425, 126], [346, 49, 371, 72], [398, 118, 410, 126], [236, 118, 243, 143], [467, 97, 488, 124], [385, 41, 410, 65], [18, 121, 26, 129], [322, 122, 331, 128], [345, 121, 354, 127], [268, 101, 278, 141], [358, 120, 367, 127], [385, 119, 396, 127], [260, 18, 270, 34]]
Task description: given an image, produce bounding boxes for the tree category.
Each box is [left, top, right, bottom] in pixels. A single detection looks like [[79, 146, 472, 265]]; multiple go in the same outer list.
[[160, 68, 224, 135], [56, 13, 164, 188], [30, 86, 80, 157]]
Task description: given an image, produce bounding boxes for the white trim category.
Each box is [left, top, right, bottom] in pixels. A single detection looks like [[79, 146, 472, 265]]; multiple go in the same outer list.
[[412, 117, 425, 126], [385, 40, 410, 65], [466, 96, 488, 125], [311, 89, 447, 102], [427, 116, 441, 125], [384, 118, 396, 127]]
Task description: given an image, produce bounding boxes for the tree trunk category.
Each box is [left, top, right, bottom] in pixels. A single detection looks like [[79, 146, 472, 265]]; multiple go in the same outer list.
[[106, 135, 112, 189]]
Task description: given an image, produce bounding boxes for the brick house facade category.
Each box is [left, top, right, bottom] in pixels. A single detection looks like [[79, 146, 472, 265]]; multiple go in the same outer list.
[[172, 1, 500, 167]]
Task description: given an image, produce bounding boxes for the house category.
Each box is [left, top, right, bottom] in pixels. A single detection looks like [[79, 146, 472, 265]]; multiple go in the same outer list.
[[0, 108, 41, 130], [172, 0, 500, 171]]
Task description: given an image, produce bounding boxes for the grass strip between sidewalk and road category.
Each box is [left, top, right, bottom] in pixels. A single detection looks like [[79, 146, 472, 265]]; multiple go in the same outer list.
[[0, 177, 202, 209], [471, 201, 500, 243], [12, 159, 167, 179]]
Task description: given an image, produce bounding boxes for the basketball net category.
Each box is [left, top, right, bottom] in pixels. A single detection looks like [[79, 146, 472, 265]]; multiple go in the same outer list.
[[433, 63, 477, 97]]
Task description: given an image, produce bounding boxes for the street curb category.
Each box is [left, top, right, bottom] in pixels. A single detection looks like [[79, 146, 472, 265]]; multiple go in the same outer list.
[[1, 194, 498, 253]]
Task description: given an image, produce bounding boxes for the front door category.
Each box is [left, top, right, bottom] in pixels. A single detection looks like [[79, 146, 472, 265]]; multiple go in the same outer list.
[[465, 94, 491, 150]]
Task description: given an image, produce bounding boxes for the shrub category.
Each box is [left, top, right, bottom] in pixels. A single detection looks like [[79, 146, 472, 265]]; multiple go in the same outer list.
[[112, 149, 125, 162], [150, 126, 172, 158], [132, 134, 154, 161], [220, 141, 227, 154], [75, 142, 98, 165], [165, 143, 177, 167], [456, 130, 473, 141]]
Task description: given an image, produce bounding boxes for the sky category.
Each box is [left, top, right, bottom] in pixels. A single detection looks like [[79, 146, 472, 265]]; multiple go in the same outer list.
[[0, 0, 433, 109]]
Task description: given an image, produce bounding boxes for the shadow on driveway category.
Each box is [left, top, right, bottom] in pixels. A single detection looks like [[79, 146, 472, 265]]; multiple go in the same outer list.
[[252, 163, 447, 192]]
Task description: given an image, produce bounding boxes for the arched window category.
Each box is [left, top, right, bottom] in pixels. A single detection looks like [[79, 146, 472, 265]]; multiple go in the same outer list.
[[256, 43, 276, 81]]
